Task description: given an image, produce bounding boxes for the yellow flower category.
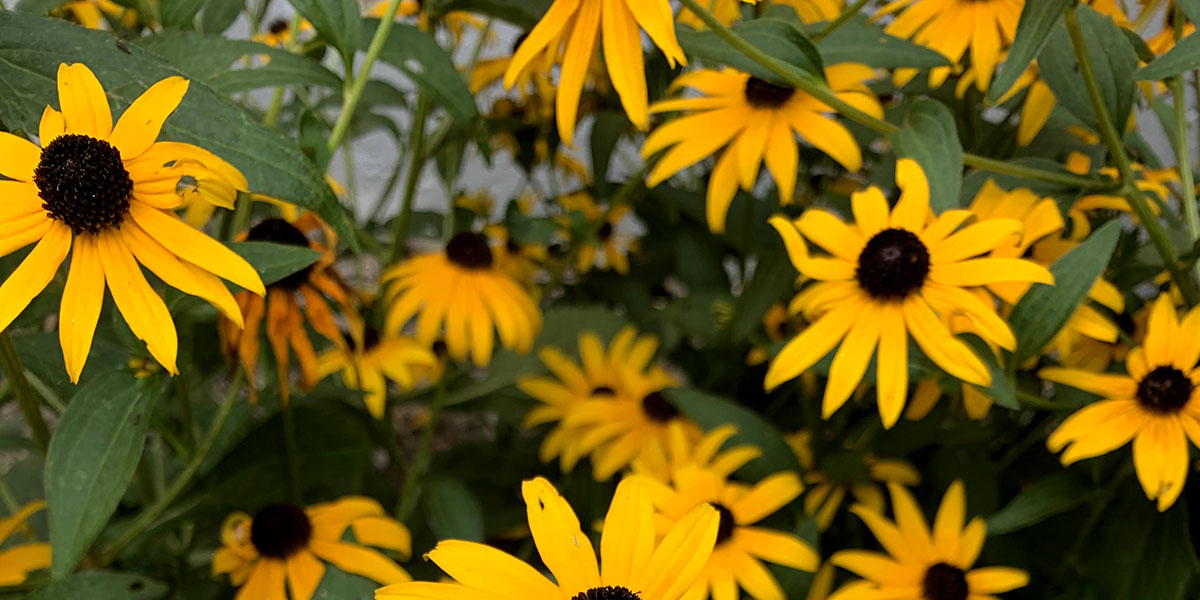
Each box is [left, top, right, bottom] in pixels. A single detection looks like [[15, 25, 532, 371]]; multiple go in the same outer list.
[[503, 0, 687, 146], [957, 60, 1055, 146], [316, 325, 438, 419], [678, 0, 843, 29], [636, 458, 818, 600], [219, 213, 359, 404], [880, 0, 1023, 91], [378, 477, 720, 600], [381, 232, 541, 367], [0, 501, 51, 586], [828, 481, 1028, 600], [484, 223, 550, 286], [59, 0, 136, 29], [558, 192, 636, 275], [767, 160, 1052, 427], [1063, 152, 1175, 241], [213, 497, 412, 600], [632, 424, 763, 482], [1040, 294, 1200, 511], [645, 66, 881, 232], [0, 63, 264, 381]]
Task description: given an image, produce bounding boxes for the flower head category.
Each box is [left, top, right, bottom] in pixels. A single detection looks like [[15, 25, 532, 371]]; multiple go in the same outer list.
[[317, 324, 439, 419], [881, 0, 1023, 91]]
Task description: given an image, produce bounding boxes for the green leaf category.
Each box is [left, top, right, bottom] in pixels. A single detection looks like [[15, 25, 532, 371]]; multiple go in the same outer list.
[[440, 0, 551, 28], [423, 477, 486, 542], [137, 32, 342, 93], [1137, 32, 1200, 81], [46, 373, 157, 578], [667, 387, 801, 482], [1008, 220, 1121, 365], [14, 0, 67, 15], [961, 334, 1016, 411], [0, 13, 357, 249], [1179, 0, 1200, 25], [891, 98, 963, 213], [13, 332, 127, 404], [227, 241, 322, 286], [374, 20, 479, 125], [23, 571, 167, 600], [159, 0, 205, 29], [987, 472, 1087, 535], [987, 0, 1073, 103], [590, 110, 626, 199], [816, 16, 951, 70], [312, 565, 377, 600], [1038, 23, 1097, 126], [677, 19, 824, 88], [200, 0, 242, 33], [1040, 7, 1138, 130], [290, 0, 362, 65], [730, 248, 795, 343]]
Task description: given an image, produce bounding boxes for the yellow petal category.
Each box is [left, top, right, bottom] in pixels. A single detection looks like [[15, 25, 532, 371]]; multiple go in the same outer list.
[[109, 76, 189, 160]]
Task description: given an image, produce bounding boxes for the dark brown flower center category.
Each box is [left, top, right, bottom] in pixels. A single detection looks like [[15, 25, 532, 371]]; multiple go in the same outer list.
[[571, 587, 640, 600], [35, 134, 133, 235], [247, 218, 313, 288], [744, 77, 796, 109], [268, 19, 289, 35], [250, 503, 312, 559], [446, 232, 494, 270], [710, 502, 736, 545], [1137, 366, 1193, 414], [641, 391, 679, 423], [922, 562, 968, 600], [597, 221, 614, 241], [856, 228, 931, 300]]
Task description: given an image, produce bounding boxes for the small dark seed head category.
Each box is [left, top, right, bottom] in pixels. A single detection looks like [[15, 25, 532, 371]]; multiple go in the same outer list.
[[641, 391, 680, 423], [856, 228, 931, 300], [571, 586, 641, 600], [597, 221, 614, 241], [268, 19, 289, 35], [35, 134, 133, 235], [922, 563, 969, 600], [446, 232, 494, 270], [744, 77, 796, 109], [1137, 366, 1193, 414], [250, 503, 312, 559], [711, 503, 736, 545]]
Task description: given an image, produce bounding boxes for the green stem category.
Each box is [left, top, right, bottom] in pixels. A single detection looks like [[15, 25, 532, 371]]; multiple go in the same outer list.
[[0, 474, 21, 515], [812, 0, 870, 42], [280, 401, 302, 502], [342, 141, 359, 216], [1065, 6, 1200, 306], [224, 191, 253, 242], [394, 376, 445, 521], [261, 11, 305, 128], [1170, 76, 1200, 281], [1016, 390, 1072, 412], [963, 154, 1112, 189], [674, 0, 1118, 192], [0, 333, 49, 455], [99, 372, 243, 564], [388, 94, 432, 263], [327, 0, 408, 152]]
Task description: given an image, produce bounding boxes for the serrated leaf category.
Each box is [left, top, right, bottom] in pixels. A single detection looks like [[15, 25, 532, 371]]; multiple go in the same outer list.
[[667, 387, 801, 482], [0, 13, 358, 249], [46, 373, 157, 578], [677, 19, 825, 87], [988, 472, 1087, 535], [817, 16, 951, 70], [290, 0, 362, 65], [424, 477, 485, 542], [891, 98, 963, 213], [24, 571, 167, 600], [374, 20, 479, 125], [227, 241, 322, 286], [1137, 32, 1200, 80], [137, 32, 342, 93], [1008, 220, 1121, 365], [988, 0, 1073, 103]]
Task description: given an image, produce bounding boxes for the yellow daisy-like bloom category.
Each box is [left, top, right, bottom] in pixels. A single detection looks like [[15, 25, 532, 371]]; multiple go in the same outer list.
[[502, 0, 687, 146], [378, 476, 719, 600], [636, 454, 819, 600], [0, 63, 264, 381], [828, 481, 1028, 600], [520, 326, 694, 480], [59, 0, 136, 29], [381, 232, 541, 367], [254, 18, 297, 47], [1040, 295, 1200, 511], [786, 431, 921, 531], [213, 497, 412, 600], [880, 0, 1023, 91], [678, 0, 843, 29], [632, 425, 763, 483], [645, 66, 881, 233], [316, 325, 438, 419], [766, 160, 1053, 428], [558, 192, 636, 275], [219, 213, 359, 404], [0, 501, 51, 586], [484, 223, 550, 286]]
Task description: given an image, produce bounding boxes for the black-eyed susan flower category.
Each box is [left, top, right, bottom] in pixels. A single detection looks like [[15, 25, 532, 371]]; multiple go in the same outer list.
[[213, 497, 412, 600], [633, 424, 763, 483], [880, 0, 1023, 91], [558, 192, 636, 275], [484, 223, 550, 286], [0, 501, 51, 586], [364, 0, 483, 40], [519, 326, 690, 480], [1040, 295, 1200, 511], [381, 232, 541, 367], [787, 431, 921, 531], [679, 0, 842, 29], [829, 481, 1028, 600], [0, 63, 264, 382], [378, 476, 719, 600], [502, 0, 687, 146], [316, 325, 438, 419], [766, 160, 1053, 428], [219, 213, 358, 404], [645, 66, 880, 233], [636, 451, 819, 600]]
